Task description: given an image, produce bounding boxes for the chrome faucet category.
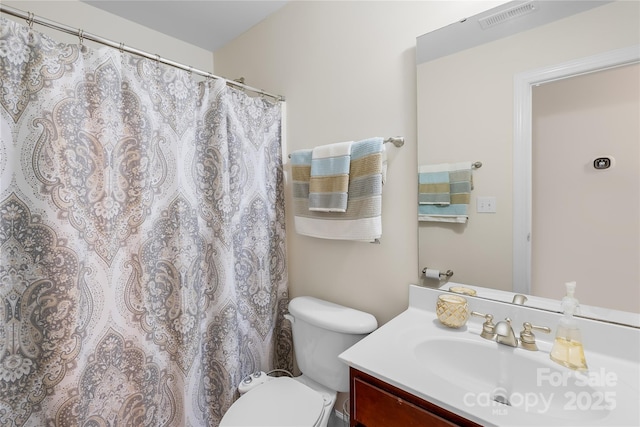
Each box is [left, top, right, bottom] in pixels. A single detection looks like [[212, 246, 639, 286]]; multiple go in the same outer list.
[[512, 294, 528, 305], [472, 312, 519, 348], [494, 318, 518, 347]]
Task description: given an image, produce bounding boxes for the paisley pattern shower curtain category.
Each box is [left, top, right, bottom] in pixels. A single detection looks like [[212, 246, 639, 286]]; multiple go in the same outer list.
[[0, 17, 292, 426]]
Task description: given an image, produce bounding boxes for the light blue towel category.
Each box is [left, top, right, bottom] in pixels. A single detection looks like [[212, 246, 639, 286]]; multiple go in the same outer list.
[[290, 149, 312, 166], [309, 141, 352, 212], [419, 164, 451, 205], [350, 137, 383, 160], [290, 149, 312, 202], [310, 156, 351, 176]]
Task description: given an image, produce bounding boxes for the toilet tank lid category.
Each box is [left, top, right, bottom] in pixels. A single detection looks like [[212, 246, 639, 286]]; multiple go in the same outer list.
[[288, 297, 378, 334]]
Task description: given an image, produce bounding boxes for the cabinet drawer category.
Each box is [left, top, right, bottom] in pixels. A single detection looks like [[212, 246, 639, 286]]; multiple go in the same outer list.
[[352, 377, 457, 427], [350, 369, 481, 427]]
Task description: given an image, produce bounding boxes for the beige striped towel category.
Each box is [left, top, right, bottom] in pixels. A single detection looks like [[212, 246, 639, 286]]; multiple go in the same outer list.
[[291, 137, 384, 241]]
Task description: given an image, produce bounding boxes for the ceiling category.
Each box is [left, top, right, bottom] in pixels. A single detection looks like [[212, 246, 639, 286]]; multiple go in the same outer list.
[[83, 1, 288, 52], [416, 0, 610, 63]]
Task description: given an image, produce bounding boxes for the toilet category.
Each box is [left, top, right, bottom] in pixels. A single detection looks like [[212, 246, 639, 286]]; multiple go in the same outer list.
[[219, 296, 378, 427]]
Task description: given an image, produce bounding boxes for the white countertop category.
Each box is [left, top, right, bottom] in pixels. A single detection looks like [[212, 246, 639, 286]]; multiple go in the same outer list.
[[339, 285, 640, 427]]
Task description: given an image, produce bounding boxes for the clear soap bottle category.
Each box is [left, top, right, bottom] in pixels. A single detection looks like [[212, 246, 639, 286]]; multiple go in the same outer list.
[[549, 281, 588, 371]]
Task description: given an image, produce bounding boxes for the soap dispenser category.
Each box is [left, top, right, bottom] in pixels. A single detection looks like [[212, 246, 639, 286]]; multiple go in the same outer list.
[[550, 281, 588, 371]]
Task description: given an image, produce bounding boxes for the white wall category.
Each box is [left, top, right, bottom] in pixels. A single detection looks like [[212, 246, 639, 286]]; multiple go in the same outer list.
[[532, 64, 639, 312], [214, 0, 506, 326], [2, 0, 213, 71]]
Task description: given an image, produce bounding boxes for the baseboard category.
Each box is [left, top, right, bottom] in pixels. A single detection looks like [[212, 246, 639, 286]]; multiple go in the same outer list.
[[333, 408, 349, 426]]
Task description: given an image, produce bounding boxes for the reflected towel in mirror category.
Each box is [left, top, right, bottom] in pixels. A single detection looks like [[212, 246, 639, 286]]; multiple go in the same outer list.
[[418, 161, 473, 223], [419, 164, 451, 205]]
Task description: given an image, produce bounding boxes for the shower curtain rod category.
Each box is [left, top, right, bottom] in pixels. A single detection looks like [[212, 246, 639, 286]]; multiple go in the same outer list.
[[0, 4, 286, 102]]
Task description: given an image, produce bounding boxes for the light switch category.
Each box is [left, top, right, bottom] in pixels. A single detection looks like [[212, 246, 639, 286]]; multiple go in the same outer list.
[[476, 196, 497, 213]]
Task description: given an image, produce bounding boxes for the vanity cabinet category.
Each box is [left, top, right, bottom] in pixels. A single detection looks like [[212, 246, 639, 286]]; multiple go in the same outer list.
[[349, 368, 481, 427]]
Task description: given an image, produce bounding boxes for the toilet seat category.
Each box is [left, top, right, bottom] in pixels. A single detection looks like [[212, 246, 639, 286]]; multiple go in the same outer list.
[[220, 377, 326, 426]]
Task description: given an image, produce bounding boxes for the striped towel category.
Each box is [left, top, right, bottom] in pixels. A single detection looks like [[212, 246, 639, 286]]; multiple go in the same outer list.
[[291, 137, 384, 241], [418, 162, 473, 223], [419, 164, 451, 205], [291, 148, 313, 213], [309, 141, 353, 212], [449, 161, 473, 205], [418, 204, 469, 223]]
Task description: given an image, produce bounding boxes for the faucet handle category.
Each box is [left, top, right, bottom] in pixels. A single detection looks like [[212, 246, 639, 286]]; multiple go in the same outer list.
[[471, 311, 496, 340], [519, 322, 551, 351]]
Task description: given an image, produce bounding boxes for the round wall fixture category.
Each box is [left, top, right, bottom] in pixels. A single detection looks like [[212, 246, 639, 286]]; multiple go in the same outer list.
[[593, 156, 614, 170]]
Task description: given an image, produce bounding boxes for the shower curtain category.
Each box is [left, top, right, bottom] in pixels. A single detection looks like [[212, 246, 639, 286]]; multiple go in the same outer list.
[[0, 17, 292, 427]]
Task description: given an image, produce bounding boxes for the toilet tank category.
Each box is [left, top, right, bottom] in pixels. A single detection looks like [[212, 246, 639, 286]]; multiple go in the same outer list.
[[287, 296, 377, 392]]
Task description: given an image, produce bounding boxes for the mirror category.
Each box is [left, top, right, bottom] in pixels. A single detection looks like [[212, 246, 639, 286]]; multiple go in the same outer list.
[[417, 0, 639, 327]]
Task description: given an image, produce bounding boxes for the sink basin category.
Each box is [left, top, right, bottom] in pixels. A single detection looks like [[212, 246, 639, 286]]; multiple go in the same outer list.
[[414, 337, 612, 422], [340, 286, 640, 427]]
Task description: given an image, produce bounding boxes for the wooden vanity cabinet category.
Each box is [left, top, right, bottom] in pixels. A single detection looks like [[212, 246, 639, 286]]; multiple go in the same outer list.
[[349, 368, 482, 427]]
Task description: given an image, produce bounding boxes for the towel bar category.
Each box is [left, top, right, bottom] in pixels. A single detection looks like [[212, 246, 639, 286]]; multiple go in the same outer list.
[[288, 136, 404, 158], [384, 136, 404, 148]]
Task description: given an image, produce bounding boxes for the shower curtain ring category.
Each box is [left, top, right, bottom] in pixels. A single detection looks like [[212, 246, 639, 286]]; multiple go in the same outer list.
[[119, 42, 125, 53], [26, 12, 34, 28], [78, 29, 84, 46]]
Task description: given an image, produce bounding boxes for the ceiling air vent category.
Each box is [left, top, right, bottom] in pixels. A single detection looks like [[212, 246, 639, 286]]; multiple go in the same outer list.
[[479, 1, 538, 30]]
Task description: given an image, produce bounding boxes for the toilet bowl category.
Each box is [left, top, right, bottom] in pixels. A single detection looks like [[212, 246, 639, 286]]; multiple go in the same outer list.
[[219, 375, 336, 427], [219, 296, 377, 427]]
